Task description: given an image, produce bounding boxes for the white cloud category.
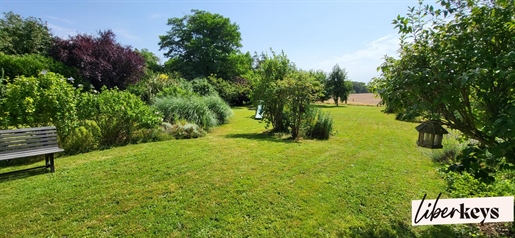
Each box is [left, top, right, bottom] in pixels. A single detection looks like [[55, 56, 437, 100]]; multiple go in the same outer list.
[[45, 15, 73, 25], [114, 28, 140, 41], [47, 23, 77, 39], [150, 13, 162, 19], [318, 35, 400, 83]]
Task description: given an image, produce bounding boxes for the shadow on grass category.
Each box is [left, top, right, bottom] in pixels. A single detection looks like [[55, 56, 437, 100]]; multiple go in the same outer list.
[[0, 167, 49, 183], [224, 132, 294, 143], [344, 219, 463, 238]]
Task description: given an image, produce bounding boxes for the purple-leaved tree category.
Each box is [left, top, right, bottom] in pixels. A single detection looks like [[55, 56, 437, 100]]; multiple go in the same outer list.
[[51, 30, 145, 90]]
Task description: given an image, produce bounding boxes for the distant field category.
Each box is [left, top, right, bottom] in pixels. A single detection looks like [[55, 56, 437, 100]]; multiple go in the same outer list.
[[320, 93, 382, 106]]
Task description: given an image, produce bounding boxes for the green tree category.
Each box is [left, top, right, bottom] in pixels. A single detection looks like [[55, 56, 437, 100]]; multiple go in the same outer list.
[[351, 81, 369, 93], [327, 64, 350, 106], [251, 50, 296, 132], [280, 71, 321, 140], [309, 69, 331, 102], [136, 48, 163, 73], [0, 11, 53, 55], [371, 0, 515, 178], [158, 9, 243, 80]]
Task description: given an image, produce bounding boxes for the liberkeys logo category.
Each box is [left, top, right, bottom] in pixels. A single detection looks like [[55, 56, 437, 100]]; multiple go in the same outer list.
[[412, 193, 514, 226]]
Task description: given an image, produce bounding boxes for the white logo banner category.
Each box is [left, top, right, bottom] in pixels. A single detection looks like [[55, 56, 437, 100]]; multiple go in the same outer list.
[[412, 194, 514, 226]]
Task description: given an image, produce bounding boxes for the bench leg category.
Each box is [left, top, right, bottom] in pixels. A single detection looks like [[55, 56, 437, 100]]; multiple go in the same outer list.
[[45, 154, 55, 173]]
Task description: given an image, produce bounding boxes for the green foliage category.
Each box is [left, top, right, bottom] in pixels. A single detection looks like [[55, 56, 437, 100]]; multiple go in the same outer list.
[[127, 73, 187, 104], [310, 70, 331, 102], [62, 120, 101, 155], [131, 128, 170, 144], [135, 48, 163, 73], [159, 9, 244, 80], [167, 121, 207, 139], [0, 52, 82, 84], [327, 64, 350, 106], [351, 81, 369, 93], [372, 0, 515, 172], [302, 107, 334, 140], [279, 71, 322, 140], [0, 11, 53, 55], [153, 95, 232, 130], [0, 72, 78, 140], [208, 75, 251, 106], [251, 50, 296, 132], [190, 77, 218, 96], [203, 95, 234, 124], [77, 88, 162, 147]]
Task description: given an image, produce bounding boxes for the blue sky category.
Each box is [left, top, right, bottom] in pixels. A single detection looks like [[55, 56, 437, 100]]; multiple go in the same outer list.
[[0, 0, 436, 83]]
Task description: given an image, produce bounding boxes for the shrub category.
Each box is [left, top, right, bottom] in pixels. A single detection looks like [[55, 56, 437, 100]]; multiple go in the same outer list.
[[77, 88, 162, 147], [153, 96, 217, 130], [208, 75, 251, 106], [168, 121, 207, 139], [302, 107, 334, 140], [421, 133, 466, 164], [131, 128, 169, 144], [190, 78, 218, 96], [127, 73, 188, 104], [0, 71, 78, 140], [153, 95, 233, 130], [62, 120, 101, 154], [0, 52, 82, 84], [203, 95, 233, 124]]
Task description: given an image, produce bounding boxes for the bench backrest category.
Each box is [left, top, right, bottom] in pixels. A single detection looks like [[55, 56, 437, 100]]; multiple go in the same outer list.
[[0, 126, 60, 155]]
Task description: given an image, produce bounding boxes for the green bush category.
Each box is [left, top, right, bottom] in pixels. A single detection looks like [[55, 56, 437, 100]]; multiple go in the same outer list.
[[127, 73, 189, 104], [190, 78, 218, 96], [131, 128, 169, 144], [153, 96, 217, 130], [208, 75, 251, 106], [0, 72, 78, 140], [302, 107, 334, 140], [0, 53, 82, 84], [77, 88, 162, 147], [62, 120, 101, 154], [421, 133, 466, 164], [203, 95, 233, 124], [167, 121, 207, 139]]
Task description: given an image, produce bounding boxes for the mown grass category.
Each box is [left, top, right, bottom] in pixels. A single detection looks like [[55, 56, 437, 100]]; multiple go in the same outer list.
[[0, 105, 456, 237]]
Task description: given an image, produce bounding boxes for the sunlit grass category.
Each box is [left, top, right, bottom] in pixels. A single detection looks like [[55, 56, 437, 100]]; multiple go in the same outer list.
[[0, 105, 454, 237]]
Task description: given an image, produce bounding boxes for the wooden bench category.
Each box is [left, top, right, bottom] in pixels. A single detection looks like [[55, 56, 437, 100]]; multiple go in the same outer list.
[[0, 126, 64, 173]]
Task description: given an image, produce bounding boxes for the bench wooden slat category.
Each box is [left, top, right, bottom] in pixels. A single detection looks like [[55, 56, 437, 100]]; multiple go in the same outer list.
[[0, 137, 58, 147], [0, 126, 57, 134], [0, 131, 58, 139], [0, 147, 64, 161], [0, 142, 61, 154]]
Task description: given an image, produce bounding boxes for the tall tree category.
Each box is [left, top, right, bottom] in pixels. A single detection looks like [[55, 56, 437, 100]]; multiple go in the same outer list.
[[0, 11, 53, 55], [370, 0, 515, 176], [158, 9, 243, 80], [327, 64, 350, 106], [51, 30, 145, 90]]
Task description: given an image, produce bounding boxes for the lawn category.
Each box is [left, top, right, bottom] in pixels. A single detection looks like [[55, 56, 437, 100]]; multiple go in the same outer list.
[[0, 105, 455, 237]]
